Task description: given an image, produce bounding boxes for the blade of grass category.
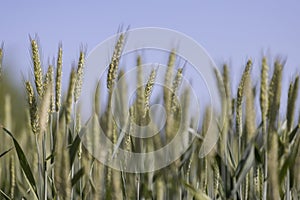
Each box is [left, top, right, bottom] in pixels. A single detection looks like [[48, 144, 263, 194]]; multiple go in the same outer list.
[[0, 147, 13, 158], [1, 125, 39, 199]]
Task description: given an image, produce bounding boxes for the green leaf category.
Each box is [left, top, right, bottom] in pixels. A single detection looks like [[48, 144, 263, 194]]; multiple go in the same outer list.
[[2, 127, 39, 199], [279, 136, 300, 184], [71, 167, 85, 186], [254, 144, 263, 164], [232, 143, 255, 195], [69, 133, 81, 167], [0, 189, 11, 200], [0, 147, 13, 158], [70, 126, 86, 167], [289, 125, 299, 143], [182, 181, 211, 200]]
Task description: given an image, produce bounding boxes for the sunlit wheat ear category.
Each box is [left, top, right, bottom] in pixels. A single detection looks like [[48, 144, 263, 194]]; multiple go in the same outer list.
[[76, 108, 82, 156], [171, 67, 183, 113], [164, 49, 176, 111], [105, 165, 112, 199], [214, 67, 226, 117], [9, 155, 15, 199], [144, 68, 157, 118], [236, 59, 252, 137], [55, 44, 63, 112], [136, 55, 145, 119], [125, 107, 135, 152], [44, 65, 55, 113], [268, 60, 283, 129], [25, 81, 40, 134], [107, 33, 125, 91], [287, 76, 299, 132], [260, 57, 269, 135], [0, 42, 3, 78], [266, 60, 282, 200], [254, 165, 263, 199], [74, 50, 85, 102], [30, 37, 44, 97], [223, 64, 232, 114], [212, 161, 220, 198], [93, 81, 101, 114], [39, 83, 51, 134], [245, 71, 255, 140], [65, 68, 77, 124]]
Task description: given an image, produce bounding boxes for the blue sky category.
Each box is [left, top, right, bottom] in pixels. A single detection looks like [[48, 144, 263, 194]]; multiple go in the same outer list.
[[1, 1, 300, 103]]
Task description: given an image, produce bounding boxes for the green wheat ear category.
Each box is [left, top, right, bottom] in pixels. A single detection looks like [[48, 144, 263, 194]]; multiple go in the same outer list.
[[74, 50, 85, 103], [30, 37, 44, 98], [107, 33, 125, 91], [236, 59, 252, 137], [25, 81, 40, 135], [65, 68, 77, 125], [55, 44, 63, 112]]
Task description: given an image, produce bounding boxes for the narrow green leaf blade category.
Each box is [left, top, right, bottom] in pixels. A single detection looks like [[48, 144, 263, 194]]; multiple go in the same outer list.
[[2, 127, 39, 199], [0, 147, 13, 158], [71, 167, 85, 186]]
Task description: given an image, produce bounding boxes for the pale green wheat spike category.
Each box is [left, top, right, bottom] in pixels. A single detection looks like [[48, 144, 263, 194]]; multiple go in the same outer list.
[[136, 55, 145, 119], [287, 76, 299, 132], [164, 49, 176, 112], [266, 60, 283, 200], [223, 64, 233, 133], [171, 67, 183, 113], [30, 38, 44, 97], [212, 161, 220, 198], [144, 68, 157, 118], [55, 44, 63, 112], [44, 65, 55, 113], [39, 82, 52, 133], [254, 166, 263, 200], [259, 57, 269, 133], [223, 64, 232, 116], [25, 81, 40, 134], [245, 72, 256, 140], [236, 59, 252, 137], [74, 50, 85, 102], [268, 60, 283, 130], [65, 68, 77, 124], [94, 81, 101, 115], [9, 155, 15, 199], [107, 33, 125, 91], [214, 68, 227, 155]]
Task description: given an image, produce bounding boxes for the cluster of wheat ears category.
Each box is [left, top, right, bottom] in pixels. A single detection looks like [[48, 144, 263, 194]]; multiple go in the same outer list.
[[0, 32, 300, 200]]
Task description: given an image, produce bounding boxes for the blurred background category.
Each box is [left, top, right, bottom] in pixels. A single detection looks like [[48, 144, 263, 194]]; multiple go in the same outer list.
[[0, 1, 300, 125]]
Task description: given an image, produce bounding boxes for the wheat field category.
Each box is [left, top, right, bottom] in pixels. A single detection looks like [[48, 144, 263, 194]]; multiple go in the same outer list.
[[0, 34, 300, 200]]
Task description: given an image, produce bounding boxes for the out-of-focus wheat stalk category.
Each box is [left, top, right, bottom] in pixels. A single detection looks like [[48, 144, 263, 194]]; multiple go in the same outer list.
[[65, 68, 76, 125]]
